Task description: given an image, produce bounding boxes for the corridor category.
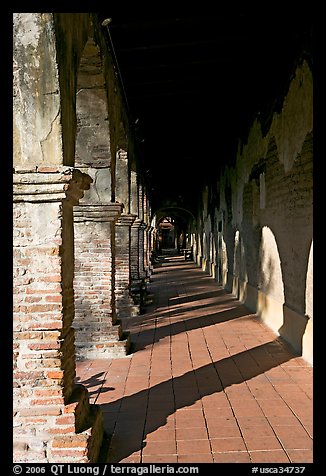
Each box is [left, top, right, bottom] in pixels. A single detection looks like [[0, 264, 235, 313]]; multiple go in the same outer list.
[[13, 13, 313, 466], [76, 252, 313, 464]]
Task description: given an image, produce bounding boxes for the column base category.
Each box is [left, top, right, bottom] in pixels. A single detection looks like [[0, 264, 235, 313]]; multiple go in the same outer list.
[[13, 385, 105, 463], [130, 279, 147, 307], [48, 385, 104, 463], [74, 323, 130, 360]]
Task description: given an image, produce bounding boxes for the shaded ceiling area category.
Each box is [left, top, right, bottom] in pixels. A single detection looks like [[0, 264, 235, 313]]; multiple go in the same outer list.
[[97, 10, 312, 215]]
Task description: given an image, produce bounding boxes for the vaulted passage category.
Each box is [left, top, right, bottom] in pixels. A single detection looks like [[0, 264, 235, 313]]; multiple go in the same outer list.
[[13, 12, 313, 465]]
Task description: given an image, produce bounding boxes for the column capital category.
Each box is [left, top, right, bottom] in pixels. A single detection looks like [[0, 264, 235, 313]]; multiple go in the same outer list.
[[116, 213, 137, 227], [74, 202, 123, 223], [131, 218, 143, 229], [13, 167, 92, 205]]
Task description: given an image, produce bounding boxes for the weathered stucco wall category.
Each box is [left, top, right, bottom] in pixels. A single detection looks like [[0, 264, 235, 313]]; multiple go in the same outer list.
[[13, 13, 91, 169], [13, 13, 63, 167], [195, 60, 313, 364]]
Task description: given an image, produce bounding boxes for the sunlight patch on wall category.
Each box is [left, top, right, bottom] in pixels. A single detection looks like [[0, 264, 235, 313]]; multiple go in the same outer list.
[[258, 226, 284, 333]]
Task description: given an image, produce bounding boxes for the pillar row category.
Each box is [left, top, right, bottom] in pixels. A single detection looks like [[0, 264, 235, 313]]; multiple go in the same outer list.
[[13, 167, 104, 463]]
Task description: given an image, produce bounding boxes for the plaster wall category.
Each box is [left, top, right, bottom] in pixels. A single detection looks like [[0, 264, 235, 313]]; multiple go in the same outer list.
[[13, 13, 63, 167], [198, 61, 313, 363]]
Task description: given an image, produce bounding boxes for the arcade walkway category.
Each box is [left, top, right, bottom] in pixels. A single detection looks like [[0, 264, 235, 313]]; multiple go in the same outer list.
[[76, 253, 313, 464]]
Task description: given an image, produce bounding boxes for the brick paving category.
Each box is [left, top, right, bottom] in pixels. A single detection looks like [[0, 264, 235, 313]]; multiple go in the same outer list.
[[76, 253, 313, 464]]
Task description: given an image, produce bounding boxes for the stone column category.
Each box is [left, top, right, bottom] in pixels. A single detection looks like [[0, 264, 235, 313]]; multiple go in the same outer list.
[[73, 202, 129, 359], [115, 213, 140, 320], [13, 167, 104, 463]]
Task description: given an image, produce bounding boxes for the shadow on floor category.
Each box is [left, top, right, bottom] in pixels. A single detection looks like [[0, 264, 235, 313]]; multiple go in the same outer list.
[[101, 337, 295, 462], [75, 371, 116, 398], [129, 304, 257, 352]]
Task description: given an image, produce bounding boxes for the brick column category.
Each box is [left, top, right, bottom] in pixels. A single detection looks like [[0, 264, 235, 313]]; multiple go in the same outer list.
[[73, 202, 129, 359], [115, 213, 140, 320], [13, 167, 104, 463]]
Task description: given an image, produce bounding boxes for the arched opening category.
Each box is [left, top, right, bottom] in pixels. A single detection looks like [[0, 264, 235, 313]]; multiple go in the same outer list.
[[157, 216, 177, 250], [232, 230, 248, 301], [73, 25, 126, 359], [153, 206, 195, 257], [258, 226, 285, 334], [302, 240, 313, 364]]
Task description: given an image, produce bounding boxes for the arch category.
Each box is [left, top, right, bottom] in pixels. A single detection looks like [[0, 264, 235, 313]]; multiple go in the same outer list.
[[152, 206, 196, 253], [305, 240, 313, 318], [73, 23, 121, 361], [153, 206, 196, 224], [200, 214, 212, 272], [156, 216, 177, 250], [263, 131, 312, 357], [232, 230, 241, 297], [232, 230, 248, 300], [220, 233, 228, 288], [233, 230, 241, 280]]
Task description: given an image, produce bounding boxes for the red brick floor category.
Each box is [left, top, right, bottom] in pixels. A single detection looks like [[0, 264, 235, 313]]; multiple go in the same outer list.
[[76, 253, 313, 464]]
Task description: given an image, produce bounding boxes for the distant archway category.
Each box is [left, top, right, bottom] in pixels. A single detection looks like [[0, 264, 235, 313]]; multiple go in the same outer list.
[[157, 216, 177, 249], [153, 206, 196, 224], [153, 206, 196, 253]]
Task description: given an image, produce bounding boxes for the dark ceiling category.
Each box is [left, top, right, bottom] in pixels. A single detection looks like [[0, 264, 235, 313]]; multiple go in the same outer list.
[[97, 10, 312, 215]]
